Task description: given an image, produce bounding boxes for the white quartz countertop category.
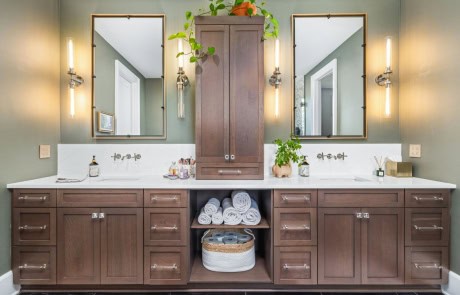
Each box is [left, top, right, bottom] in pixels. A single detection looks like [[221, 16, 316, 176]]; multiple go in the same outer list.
[[6, 175, 456, 190]]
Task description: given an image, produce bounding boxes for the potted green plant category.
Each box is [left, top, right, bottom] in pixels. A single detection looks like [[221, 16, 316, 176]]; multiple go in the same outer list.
[[168, 0, 279, 63], [272, 136, 302, 178]]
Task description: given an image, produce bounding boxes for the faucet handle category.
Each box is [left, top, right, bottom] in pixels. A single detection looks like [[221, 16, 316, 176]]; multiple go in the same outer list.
[[336, 152, 348, 160], [317, 153, 325, 160], [111, 153, 122, 161], [134, 153, 142, 161]]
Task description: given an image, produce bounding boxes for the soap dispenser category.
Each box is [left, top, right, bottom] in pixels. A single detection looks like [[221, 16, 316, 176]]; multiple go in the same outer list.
[[89, 155, 100, 177], [298, 155, 310, 177]]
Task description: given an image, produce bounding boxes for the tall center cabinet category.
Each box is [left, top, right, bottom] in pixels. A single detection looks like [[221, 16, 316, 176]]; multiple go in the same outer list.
[[195, 16, 265, 180]]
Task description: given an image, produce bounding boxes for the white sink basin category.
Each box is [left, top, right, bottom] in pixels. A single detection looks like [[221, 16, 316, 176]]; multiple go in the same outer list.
[[97, 176, 141, 182], [318, 176, 371, 182]]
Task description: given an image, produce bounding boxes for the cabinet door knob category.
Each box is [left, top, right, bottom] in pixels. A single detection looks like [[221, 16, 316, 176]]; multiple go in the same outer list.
[[224, 155, 230, 160], [356, 212, 363, 219], [91, 213, 99, 219], [362, 213, 370, 219], [98, 213, 105, 219], [230, 155, 235, 160]]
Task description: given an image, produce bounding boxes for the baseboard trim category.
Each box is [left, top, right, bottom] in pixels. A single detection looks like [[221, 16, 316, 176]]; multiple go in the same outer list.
[[0, 271, 20, 295], [443, 271, 460, 295]]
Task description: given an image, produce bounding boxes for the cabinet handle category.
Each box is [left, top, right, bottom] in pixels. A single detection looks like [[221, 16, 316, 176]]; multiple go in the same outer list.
[[230, 155, 235, 160], [99, 213, 105, 219], [152, 195, 178, 202], [282, 264, 310, 271], [282, 224, 310, 231], [413, 195, 444, 202], [281, 195, 310, 202], [413, 225, 444, 231], [362, 213, 370, 219], [414, 263, 442, 270], [218, 169, 242, 175], [151, 263, 178, 271], [18, 225, 47, 231], [19, 263, 47, 270], [356, 212, 363, 219], [91, 213, 99, 219], [224, 155, 230, 160], [151, 225, 178, 231], [18, 195, 47, 201]]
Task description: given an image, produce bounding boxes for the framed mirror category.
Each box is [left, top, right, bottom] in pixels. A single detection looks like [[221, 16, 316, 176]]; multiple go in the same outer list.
[[91, 15, 166, 139], [292, 14, 367, 139]]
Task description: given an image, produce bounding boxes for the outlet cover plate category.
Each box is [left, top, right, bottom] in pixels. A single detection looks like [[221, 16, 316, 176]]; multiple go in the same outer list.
[[409, 144, 421, 158], [39, 145, 51, 159]]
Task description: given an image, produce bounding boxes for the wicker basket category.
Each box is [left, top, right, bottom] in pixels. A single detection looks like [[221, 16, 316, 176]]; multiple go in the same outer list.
[[201, 229, 255, 272]]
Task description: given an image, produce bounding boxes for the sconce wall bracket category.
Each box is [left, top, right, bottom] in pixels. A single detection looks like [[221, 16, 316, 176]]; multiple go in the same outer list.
[[68, 69, 84, 88], [375, 67, 392, 87], [177, 67, 189, 89], [269, 67, 282, 88]]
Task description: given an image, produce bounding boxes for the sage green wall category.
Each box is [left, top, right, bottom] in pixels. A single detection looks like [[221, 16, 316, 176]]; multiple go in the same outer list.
[[303, 28, 364, 136], [0, 0, 60, 275], [400, 0, 460, 273], [59, 0, 401, 143]]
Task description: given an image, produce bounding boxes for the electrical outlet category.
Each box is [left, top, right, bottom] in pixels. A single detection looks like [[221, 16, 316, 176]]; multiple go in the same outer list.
[[39, 145, 51, 159], [409, 144, 421, 158]]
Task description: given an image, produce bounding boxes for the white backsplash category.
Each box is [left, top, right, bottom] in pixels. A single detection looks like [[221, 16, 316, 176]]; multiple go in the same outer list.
[[58, 144, 401, 177]]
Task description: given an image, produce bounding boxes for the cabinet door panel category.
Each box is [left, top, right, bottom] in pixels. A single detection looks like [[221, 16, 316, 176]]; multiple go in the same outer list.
[[229, 25, 264, 164], [195, 25, 230, 163], [318, 208, 361, 284], [361, 208, 404, 284], [57, 208, 100, 285], [100, 208, 143, 284]]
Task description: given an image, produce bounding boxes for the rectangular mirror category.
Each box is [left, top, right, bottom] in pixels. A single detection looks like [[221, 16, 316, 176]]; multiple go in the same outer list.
[[292, 14, 367, 139], [92, 15, 166, 139]]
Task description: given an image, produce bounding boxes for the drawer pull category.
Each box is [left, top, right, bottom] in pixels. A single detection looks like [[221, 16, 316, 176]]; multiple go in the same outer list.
[[362, 213, 370, 219], [413, 195, 444, 202], [151, 225, 178, 231], [18, 225, 47, 231], [151, 263, 178, 271], [414, 263, 442, 270], [356, 212, 363, 219], [18, 196, 47, 202], [152, 195, 179, 202], [218, 169, 242, 175], [282, 264, 310, 271], [413, 225, 444, 231], [282, 224, 310, 231], [19, 263, 47, 270], [281, 195, 311, 202]]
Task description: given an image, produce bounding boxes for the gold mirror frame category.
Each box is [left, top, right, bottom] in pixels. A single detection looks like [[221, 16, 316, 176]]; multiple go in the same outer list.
[[291, 13, 368, 140], [91, 14, 167, 140]]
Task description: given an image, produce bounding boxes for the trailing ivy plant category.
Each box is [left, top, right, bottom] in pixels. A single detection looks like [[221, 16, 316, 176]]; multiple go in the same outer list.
[[168, 0, 279, 63], [273, 136, 302, 167]]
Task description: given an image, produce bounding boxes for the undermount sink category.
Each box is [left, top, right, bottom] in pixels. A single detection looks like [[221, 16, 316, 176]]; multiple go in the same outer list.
[[97, 176, 141, 182], [318, 176, 371, 182]]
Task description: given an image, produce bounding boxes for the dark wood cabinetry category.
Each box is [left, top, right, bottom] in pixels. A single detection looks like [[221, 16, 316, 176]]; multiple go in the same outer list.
[[195, 17, 264, 180]]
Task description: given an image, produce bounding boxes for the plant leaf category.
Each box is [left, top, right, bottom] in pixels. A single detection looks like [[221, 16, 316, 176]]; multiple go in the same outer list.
[[190, 56, 198, 63], [184, 23, 190, 30], [207, 47, 215, 55], [235, 0, 244, 5], [186, 11, 192, 20], [217, 3, 226, 10], [176, 52, 185, 58], [247, 8, 253, 15]]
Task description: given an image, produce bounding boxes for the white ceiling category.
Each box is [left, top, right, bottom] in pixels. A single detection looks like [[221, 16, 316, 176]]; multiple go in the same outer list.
[[295, 17, 363, 76], [95, 17, 163, 79]]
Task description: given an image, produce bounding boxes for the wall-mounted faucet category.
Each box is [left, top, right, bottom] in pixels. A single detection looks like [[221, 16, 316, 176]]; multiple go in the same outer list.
[[317, 152, 348, 160], [111, 153, 142, 161]]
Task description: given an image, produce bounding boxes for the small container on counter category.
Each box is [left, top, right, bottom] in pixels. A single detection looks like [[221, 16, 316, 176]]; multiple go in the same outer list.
[[298, 155, 310, 177], [89, 155, 100, 177]]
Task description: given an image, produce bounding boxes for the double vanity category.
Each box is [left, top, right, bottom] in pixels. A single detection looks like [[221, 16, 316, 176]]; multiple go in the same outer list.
[[8, 175, 454, 292]]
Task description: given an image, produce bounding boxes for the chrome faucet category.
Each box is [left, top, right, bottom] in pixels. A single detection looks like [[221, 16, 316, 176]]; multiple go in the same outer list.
[[121, 153, 142, 161], [317, 152, 348, 160]]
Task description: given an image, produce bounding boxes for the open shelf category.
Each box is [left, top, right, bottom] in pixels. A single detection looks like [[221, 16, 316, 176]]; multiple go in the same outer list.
[[191, 216, 270, 229], [189, 255, 272, 283]]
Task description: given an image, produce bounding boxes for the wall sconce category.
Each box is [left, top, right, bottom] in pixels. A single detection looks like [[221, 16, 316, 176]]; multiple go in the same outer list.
[[269, 39, 282, 118], [67, 37, 84, 118], [177, 39, 189, 119], [375, 36, 393, 118]]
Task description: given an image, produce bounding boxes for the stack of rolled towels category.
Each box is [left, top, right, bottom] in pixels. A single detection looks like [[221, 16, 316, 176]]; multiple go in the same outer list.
[[197, 191, 261, 226]]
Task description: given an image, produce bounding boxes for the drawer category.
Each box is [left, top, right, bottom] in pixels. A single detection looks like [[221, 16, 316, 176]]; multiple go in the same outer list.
[[196, 163, 263, 180], [13, 189, 56, 208], [405, 247, 448, 284], [274, 246, 317, 285], [318, 189, 404, 207], [13, 246, 56, 285], [274, 208, 317, 246], [274, 190, 317, 208], [144, 247, 188, 285], [57, 189, 143, 207], [405, 208, 450, 246], [144, 190, 188, 208], [405, 190, 450, 207], [13, 208, 56, 246], [144, 208, 187, 246]]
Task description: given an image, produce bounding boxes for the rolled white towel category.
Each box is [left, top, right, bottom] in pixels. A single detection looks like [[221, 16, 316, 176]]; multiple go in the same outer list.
[[211, 207, 224, 225], [222, 198, 242, 225], [231, 190, 251, 213], [242, 198, 261, 225], [198, 207, 211, 225], [204, 198, 220, 215]]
